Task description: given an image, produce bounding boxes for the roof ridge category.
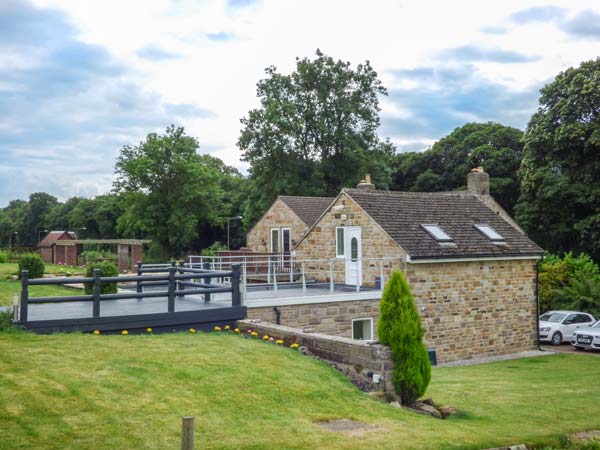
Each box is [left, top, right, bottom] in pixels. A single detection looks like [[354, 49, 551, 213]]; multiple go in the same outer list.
[[344, 188, 472, 197]]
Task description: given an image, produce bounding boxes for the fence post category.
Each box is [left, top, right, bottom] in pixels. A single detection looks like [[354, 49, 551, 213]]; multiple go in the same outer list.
[[329, 261, 334, 293], [181, 416, 194, 450], [136, 261, 143, 294], [12, 293, 19, 322], [267, 255, 271, 284], [289, 254, 293, 283], [379, 260, 385, 292], [178, 261, 185, 299], [273, 260, 278, 292], [301, 262, 306, 296], [242, 262, 247, 305], [20, 270, 29, 322], [93, 268, 101, 318], [231, 264, 241, 307], [168, 266, 176, 313]]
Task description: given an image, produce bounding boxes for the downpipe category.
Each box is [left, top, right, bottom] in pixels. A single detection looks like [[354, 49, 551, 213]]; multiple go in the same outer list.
[[273, 306, 281, 325]]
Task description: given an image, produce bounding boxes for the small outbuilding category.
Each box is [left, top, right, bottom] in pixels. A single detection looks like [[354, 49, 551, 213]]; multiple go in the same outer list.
[[39, 231, 77, 265]]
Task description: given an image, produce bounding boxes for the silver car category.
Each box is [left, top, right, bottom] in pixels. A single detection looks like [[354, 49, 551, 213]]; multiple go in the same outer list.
[[571, 320, 600, 351]]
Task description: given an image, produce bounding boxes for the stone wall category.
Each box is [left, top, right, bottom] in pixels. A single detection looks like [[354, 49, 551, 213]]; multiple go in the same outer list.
[[247, 298, 382, 338], [406, 259, 538, 362], [247, 258, 538, 363], [237, 319, 394, 392], [295, 192, 407, 285], [246, 198, 308, 253]]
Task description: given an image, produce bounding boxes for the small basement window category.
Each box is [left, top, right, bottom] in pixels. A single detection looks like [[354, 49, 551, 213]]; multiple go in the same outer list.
[[352, 318, 373, 341], [474, 224, 504, 242], [421, 224, 453, 242]]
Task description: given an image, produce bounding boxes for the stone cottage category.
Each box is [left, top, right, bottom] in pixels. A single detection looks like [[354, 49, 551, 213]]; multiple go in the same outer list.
[[246, 195, 334, 254], [245, 169, 545, 363]]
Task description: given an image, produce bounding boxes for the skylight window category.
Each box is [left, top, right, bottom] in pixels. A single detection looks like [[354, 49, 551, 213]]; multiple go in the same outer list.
[[421, 224, 453, 242], [474, 224, 504, 242]]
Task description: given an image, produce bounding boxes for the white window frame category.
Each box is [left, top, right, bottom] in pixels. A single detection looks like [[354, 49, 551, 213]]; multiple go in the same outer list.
[[352, 317, 374, 341], [270, 228, 280, 253], [474, 224, 505, 242], [335, 226, 345, 258], [421, 224, 454, 242]]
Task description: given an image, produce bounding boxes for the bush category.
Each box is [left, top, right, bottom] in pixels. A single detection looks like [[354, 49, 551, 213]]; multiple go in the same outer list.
[[84, 262, 119, 295], [80, 250, 117, 264], [201, 242, 227, 257], [378, 270, 431, 405], [0, 251, 8, 263], [18, 254, 45, 279]]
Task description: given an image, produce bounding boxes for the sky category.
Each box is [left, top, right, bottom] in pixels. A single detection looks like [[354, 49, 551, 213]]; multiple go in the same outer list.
[[1, 0, 599, 206]]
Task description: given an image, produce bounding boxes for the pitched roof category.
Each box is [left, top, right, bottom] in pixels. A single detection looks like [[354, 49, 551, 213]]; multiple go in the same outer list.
[[279, 196, 335, 227], [39, 231, 76, 247], [344, 188, 544, 260]]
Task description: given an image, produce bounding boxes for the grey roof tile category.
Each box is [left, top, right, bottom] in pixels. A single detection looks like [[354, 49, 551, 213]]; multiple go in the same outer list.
[[279, 196, 335, 227]]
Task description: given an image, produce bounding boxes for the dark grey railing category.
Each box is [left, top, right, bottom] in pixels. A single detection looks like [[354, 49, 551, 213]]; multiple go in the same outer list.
[[19, 262, 241, 322]]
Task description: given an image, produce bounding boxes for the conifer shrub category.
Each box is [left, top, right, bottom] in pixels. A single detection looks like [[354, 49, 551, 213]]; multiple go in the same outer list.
[[18, 254, 45, 279], [378, 270, 431, 404], [84, 262, 119, 295]]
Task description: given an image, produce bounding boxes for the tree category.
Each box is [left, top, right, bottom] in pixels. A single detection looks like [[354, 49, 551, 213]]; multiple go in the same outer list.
[[391, 122, 524, 214], [114, 125, 224, 258], [516, 58, 600, 260], [378, 271, 431, 404], [239, 49, 395, 225]]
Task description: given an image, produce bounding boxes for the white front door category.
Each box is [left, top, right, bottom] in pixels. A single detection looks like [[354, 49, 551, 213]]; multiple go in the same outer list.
[[344, 227, 362, 286]]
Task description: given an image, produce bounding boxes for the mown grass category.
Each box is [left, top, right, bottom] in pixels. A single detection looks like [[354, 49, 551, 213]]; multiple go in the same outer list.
[[0, 263, 83, 306], [1, 331, 599, 450]]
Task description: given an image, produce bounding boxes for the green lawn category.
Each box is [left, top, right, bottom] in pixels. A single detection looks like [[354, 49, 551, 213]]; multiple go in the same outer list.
[[1, 331, 599, 450], [0, 263, 83, 306]]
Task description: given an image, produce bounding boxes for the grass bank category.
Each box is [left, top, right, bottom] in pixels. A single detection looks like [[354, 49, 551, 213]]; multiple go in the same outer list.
[[0, 263, 83, 306], [1, 330, 599, 449]]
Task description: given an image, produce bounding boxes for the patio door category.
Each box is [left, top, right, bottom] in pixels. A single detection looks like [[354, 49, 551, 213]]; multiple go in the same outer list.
[[344, 227, 362, 286]]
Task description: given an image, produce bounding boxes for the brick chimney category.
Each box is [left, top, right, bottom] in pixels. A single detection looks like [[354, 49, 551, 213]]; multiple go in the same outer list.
[[356, 174, 375, 191], [467, 167, 490, 195]]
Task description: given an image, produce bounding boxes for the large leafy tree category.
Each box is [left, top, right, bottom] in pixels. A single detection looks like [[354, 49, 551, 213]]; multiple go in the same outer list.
[[392, 122, 524, 214], [516, 59, 600, 260], [239, 49, 395, 226], [114, 125, 224, 258]]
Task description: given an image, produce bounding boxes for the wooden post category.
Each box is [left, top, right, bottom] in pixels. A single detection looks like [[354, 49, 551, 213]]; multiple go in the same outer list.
[[168, 266, 176, 313], [181, 416, 194, 450], [231, 264, 241, 307], [136, 261, 143, 294], [178, 261, 185, 299], [20, 270, 29, 322], [92, 268, 101, 318], [12, 293, 19, 322]]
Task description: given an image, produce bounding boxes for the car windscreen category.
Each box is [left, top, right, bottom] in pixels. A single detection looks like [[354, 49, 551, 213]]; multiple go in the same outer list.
[[540, 313, 566, 323], [593, 321, 600, 328]]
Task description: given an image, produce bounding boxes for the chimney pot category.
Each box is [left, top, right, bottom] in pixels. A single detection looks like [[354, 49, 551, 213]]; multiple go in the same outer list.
[[467, 167, 490, 195]]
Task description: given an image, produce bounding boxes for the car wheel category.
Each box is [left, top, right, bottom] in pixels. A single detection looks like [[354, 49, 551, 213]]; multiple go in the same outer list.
[[551, 331, 563, 346]]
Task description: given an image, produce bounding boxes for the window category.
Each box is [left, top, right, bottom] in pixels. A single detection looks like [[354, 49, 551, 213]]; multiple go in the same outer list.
[[474, 224, 504, 242], [336, 227, 345, 258], [352, 318, 373, 341], [351, 237, 358, 261], [282, 228, 291, 252], [421, 224, 453, 242], [270, 228, 279, 253]]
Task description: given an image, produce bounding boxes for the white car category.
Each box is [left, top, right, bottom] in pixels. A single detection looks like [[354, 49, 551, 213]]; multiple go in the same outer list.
[[571, 320, 600, 351], [539, 310, 596, 345]]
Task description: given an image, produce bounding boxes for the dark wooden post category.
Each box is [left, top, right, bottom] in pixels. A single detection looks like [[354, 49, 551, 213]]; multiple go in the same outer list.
[[178, 261, 185, 299], [181, 416, 194, 450], [168, 266, 176, 313], [136, 261, 143, 294], [92, 268, 101, 318], [231, 264, 241, 307], [20, 270, 29, 322]]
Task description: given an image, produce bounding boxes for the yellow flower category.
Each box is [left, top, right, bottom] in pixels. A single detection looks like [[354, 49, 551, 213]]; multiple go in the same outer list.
[[189, 328, 196, 333], [224, 325, 230, 330], [93, 330, 100, 335], [290, 343, 299, 349], [214, 326, 221, 332], [251, 331, 258, 337], [121, 330, 128, 335], [146, 327, 152, 333], [262, 335, 269, 340], [276, 340, 284, 345], [234, 328, 240, 333]]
